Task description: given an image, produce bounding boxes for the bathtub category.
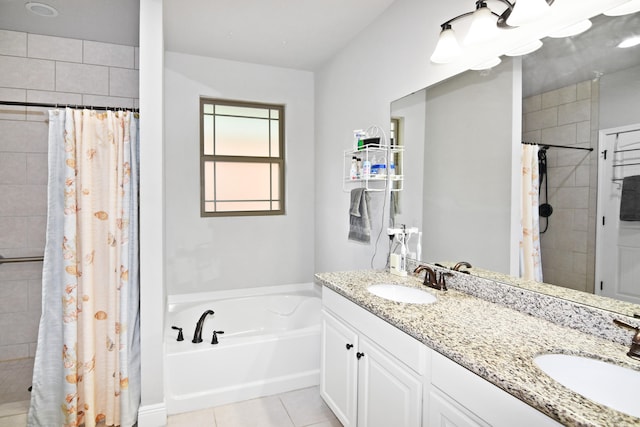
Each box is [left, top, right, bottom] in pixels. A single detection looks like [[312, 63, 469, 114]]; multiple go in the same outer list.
[[165, 283, 322, 414]]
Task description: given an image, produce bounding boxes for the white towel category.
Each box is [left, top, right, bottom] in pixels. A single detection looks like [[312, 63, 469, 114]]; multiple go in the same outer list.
[[348, 188, 371, 243]]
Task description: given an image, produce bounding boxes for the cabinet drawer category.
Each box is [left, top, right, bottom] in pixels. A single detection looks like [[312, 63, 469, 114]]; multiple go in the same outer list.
[[322, 287, 428, 375]]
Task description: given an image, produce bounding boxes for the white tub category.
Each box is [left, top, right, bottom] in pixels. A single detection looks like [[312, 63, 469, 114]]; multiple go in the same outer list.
[[165, 283, 322, 414]]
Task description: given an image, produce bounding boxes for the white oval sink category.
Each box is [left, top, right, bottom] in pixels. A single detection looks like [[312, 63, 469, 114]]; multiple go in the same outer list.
[[367, 284, 436, 304], [534, 354, 640, 418]]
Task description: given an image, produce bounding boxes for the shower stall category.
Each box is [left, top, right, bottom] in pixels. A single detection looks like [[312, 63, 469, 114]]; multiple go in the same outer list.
[[0, 30, 139, 419]]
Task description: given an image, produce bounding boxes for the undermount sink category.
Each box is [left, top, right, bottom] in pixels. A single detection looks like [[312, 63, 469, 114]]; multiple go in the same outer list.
[[534, 353, 640, 418], [367, 284, 436, 304]]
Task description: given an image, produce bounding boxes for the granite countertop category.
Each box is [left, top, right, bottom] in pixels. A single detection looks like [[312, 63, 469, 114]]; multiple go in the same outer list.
[[315, 270, 640, 427]]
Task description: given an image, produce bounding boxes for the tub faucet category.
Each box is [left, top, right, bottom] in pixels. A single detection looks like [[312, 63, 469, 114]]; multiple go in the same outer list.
[[192, 309, 214, 343]]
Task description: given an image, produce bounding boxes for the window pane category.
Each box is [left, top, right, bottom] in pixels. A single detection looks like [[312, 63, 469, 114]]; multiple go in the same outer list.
[[215, 162, 271, 200], [215, 105, 269, 119], [204, 201, 216, 211], [204, 104, 214, 114], [216, 201, 272, 212], [215, 116, 270, 156], [271, 163, 280, 199], [203, 115, 214, 155], [271, 201, 280, 211], [204, 161, 215, 200], [270, 120, 280, 157], [270, 109, 279, 119]]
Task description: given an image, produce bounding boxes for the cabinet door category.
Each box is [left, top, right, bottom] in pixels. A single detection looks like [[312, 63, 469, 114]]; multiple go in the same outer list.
[[320, 311, 359, 427], [357, 338, 422, 427], [428, 389, 486, 427]]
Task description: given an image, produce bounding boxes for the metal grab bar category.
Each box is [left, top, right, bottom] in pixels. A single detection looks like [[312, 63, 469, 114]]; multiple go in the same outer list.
[[0, 256, 44, 264]]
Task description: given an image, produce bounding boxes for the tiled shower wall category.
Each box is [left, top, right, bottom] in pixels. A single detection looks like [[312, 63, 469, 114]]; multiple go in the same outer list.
[[522, 80, 598, 294], [0, 30, 138, 404]]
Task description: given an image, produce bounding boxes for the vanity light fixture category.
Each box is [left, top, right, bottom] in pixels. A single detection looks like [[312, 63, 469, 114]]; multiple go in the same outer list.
[[464, 2, 499, 45], [470, 57, 502, 70], [506, 0, 551, 27], [618, 35, 640, 48], [430, 24, 462, 64], [505, 39, 543, 56], [430, 0, 554, 64], [604, 0, 640, 16], [547, 19, 592, 38]]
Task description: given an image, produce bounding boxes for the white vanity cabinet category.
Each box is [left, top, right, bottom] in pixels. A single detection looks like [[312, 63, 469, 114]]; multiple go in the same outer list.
[[320, 286, 563, 427], [321, 288, 425, 427], [428, 351, 562, 427]]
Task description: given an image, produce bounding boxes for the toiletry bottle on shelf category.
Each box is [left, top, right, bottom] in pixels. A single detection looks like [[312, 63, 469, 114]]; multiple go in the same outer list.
[[362, 157, 371, 179], [389, 155, 395, 177], [350, 157, 358, 180], [356, 158, 362, 178], [416, 232, 422, 261]]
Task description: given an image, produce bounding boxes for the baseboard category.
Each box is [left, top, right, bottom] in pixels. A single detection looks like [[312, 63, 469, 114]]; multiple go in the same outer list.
[[137, 402, 167, 427]]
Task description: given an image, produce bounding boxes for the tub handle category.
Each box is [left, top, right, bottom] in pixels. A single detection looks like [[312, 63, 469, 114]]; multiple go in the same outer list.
[[356, 352, 365, 360], [211, 330, 225, 345], [171, 326, 184, 342], [346, 343, 353, 350]]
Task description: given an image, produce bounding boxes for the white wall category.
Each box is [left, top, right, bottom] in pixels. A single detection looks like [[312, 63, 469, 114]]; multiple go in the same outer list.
[[313, 0, 627, 274], [163, 52, 314, 295], [138, 0, 165, 425]]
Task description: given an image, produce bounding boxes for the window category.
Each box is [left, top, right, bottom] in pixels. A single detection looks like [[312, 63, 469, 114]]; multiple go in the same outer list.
[[200, 98, 285, 216]]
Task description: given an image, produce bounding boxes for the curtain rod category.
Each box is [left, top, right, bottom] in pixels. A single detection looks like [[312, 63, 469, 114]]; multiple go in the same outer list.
[[0, 255, 44, 265], [521, 141, 593, 152], [0, 100, 139, 113]]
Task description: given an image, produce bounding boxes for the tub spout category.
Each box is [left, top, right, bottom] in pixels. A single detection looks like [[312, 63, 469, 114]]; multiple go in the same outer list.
[[192, 309, 214, 343]]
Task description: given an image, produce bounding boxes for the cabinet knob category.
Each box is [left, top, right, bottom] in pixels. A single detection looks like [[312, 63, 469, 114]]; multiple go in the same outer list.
[[357, 352, 365, 360], [346, 343, 353, 350]]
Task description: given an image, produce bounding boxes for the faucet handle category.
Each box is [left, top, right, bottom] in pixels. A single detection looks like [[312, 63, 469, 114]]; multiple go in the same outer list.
[[171, 326, 184, 341], [614, 319, 640, 360], [437, 271, 453, 291], [211, 330, 225, 345]]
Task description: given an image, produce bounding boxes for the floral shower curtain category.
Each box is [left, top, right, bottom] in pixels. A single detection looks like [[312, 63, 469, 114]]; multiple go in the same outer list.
[[520, 144, 543, 282], [28, 108, 140, 427]]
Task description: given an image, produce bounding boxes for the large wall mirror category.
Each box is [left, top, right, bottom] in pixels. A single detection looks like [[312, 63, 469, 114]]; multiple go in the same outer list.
[[393, 12, 640, 317]]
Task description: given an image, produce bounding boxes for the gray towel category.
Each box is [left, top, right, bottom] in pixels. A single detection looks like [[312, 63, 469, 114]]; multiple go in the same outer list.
[[620, 175, 640, 221], [348, 188, 371, 243]]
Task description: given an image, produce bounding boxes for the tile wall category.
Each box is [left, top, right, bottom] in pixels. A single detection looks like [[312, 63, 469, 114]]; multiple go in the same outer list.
[[523, 80, 598, 293], [0, 29, 138, 404]]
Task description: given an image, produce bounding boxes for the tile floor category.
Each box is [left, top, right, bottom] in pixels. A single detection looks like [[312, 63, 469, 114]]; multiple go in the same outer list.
[[0, 386, 342, 427], [168, 386, 342, 427]]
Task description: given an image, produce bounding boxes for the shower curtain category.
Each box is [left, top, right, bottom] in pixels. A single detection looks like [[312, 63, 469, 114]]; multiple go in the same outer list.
[[520, 144, 543, 282], [28, 108, 140, 427]]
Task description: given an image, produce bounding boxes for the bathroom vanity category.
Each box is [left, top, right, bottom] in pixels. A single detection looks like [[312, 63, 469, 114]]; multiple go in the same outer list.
[[316, 269, 640, 427]]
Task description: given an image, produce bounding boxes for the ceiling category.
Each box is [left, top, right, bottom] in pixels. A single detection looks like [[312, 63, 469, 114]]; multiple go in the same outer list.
[[162, 0, 397, 70], [0, 0, 140, 46], [523, 12, 640, 97], [0, 0, 397, 71]]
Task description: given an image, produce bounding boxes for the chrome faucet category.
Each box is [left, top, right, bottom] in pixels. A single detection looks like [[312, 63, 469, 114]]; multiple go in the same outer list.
[[413, 265, 450, 291], [192, 309, 214, 343]]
